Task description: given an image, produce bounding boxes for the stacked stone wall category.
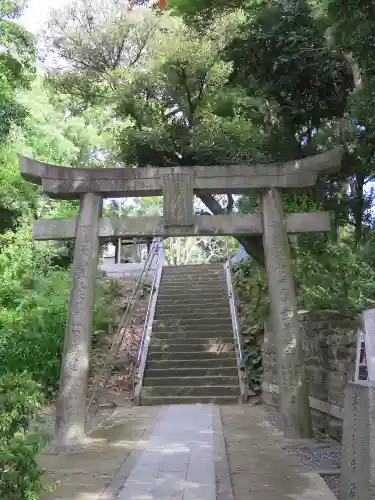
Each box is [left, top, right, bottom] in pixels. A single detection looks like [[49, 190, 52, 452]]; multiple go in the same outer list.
[[262, 311, 359, 440]]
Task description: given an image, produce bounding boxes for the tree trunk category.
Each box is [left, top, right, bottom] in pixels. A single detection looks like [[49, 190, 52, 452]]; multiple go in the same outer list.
[[354, 173, 365, 244], [198, 193, 265, 266]]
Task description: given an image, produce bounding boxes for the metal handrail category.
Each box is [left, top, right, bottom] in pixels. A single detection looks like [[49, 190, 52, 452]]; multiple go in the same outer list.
[[224, 253, 249, 402], [226, 258, 245, 364], [85, 237, 161, 415], [133, 239, 164, 392]]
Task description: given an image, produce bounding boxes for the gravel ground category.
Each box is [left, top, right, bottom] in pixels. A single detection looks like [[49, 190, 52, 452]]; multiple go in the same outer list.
[[265, 411, 284, 431], [322, 475, 340, 499], [285, 444, 341, 469], [265, 412, 341, 499]]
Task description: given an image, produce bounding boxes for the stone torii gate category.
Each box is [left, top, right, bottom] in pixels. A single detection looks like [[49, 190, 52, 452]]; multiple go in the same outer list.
[[19, 147, 343, 448]]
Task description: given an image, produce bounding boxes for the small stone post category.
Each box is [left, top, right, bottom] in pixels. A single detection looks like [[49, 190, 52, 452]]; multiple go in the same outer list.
[[116, 237, 122, 264], [261, 188, 312, 438], [341, 381, 375, 500], [362, 308, 375, 381], [54, 193, 102, 449]]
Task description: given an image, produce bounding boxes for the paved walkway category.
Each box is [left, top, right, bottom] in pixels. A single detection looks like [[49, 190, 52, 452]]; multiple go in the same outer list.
[[39, 404, 337, 500], [115, 405, 219, 500]]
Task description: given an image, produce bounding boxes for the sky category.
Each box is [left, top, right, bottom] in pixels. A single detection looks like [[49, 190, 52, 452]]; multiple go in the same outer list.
[[20, 0, 66, 33]]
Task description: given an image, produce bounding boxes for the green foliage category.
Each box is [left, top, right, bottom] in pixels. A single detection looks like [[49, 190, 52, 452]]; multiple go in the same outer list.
[[0, 225, 70, 397], [233, 259, 269, 325], [233, 236, 375, 387], [0, 224, 121, 398], [241, 326, 263, 389], [294, 236, 375, 313], [92, 276, 123, 346], [0, 373, 55, 500], [232, 259, 267, 388], [0, 77, 109, 235], [0, 0, 36, 139], [234, 237, 375, 325], [167, 0, 245, 27]]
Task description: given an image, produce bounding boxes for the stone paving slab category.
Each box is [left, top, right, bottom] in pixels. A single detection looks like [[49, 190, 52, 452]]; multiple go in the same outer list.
[[116, 405, 217, 500]]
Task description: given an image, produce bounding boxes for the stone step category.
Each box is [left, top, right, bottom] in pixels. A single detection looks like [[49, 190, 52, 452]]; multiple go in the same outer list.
[[143, 376, 239, 387], [144, 366, 239, 378], [142, 385, 239, 397], [160, 278, 227, 289], [159, 280, 225, 287], [153, 311, 231, 321], [150, 336, 234, 345], [161, 280, 225, 287], [158, 289, 226, 298], [160, 281, 225, 288], [157, 291, 228, 301], [151, 327, 233, 336], [148, 343, 235, 353], [155, 300, 230, 309], [151, 326, 234, 336], [164, 263, 223, 268], [158, 300, 226, 309], [147, 351, 236, 361], [154, 308, 231, 318], [151, 330, 234, 339], [158, 286, 225, 294], [162, 265, 224, 273], [141, 395, 239, 406], [159, 289, 227, 297], [161, 275, 225, 281], [161, 275, 224, 280], [151, 331, 234, 341], [152, 318, 232, 329], [161, 269, 225, 276], [163, 264, 223, 268], [160, 275, 225, 282], [145, 358, 237, 369]]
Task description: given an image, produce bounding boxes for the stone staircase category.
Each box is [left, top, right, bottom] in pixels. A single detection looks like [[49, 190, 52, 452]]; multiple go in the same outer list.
[[141, 264, 241, 405]]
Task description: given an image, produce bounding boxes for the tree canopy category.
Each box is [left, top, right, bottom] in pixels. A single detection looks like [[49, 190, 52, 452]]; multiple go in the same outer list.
[[0, 0, 36, 138]]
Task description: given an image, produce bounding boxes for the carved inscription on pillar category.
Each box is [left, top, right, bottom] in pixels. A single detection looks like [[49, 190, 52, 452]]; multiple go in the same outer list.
[[163, 172, 194, 228], [261, 188, 312, 439], [55, 193, 101, 448]]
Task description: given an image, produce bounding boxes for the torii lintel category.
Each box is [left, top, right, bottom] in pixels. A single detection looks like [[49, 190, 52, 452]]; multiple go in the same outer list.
[[18, 147, 344, 200]]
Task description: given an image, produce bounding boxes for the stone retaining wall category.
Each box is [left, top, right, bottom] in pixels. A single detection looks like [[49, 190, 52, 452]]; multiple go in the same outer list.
[[261, 310, 359, 440]]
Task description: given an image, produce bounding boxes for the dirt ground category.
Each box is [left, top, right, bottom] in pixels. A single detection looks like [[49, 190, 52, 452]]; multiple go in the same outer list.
[[39, 406, 159, 500], [220, 404, 336, 500]]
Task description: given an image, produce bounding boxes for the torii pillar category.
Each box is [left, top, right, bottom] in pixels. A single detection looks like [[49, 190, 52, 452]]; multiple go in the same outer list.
[[55, 193, 102, 448], [262, 189, 311, 437]]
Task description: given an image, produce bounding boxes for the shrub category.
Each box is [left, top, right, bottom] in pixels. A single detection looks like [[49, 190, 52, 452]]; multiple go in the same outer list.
[[0, 227, 70, 397], [232, 238, 375, 388], [0, 225, 124, 398], [0, 373, 54, 500]]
